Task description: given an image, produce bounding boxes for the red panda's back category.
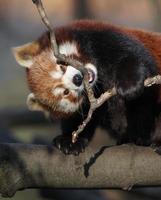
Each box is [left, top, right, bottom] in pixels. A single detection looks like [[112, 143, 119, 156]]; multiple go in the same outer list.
[[126, 28, 161, 73], [60, 20, 161, 74]]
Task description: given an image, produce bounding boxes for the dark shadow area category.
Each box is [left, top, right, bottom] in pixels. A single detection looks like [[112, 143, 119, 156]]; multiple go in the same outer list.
[[0, 108, 47, 127], [84, 146, 112, 178], [40, 189, 108, 200]]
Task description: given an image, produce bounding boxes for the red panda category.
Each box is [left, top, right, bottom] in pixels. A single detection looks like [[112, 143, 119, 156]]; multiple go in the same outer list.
[[13, 20, 161, 155]]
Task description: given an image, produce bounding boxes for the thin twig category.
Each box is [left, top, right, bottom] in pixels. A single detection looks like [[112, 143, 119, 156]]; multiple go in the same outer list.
[[144, 75, 161, 87], [32, 0, 59, 56]]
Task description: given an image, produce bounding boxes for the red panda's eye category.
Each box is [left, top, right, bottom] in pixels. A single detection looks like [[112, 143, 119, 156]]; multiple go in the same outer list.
[[60, 65, 66, 74], [64, 89, 69, 95], [57, 60, 67, 66]]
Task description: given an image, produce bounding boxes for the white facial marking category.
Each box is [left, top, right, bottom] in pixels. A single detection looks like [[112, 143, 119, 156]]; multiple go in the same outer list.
[[70, 90, 78, 97], [50, 70, 63, 79], [85, 63, 97, 85], [62, 66, 83, 90], [59, 42, 79, 56], [27, 93, 43, 111], [58, 98, 79, 113], [52, 87, 65, 96], [27, 93, 35, 110]]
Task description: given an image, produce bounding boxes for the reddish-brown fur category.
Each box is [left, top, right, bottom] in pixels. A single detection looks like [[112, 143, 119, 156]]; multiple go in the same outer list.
[[25, 20, 161, 117], [26, 49, 82, 117], [36, 20, 161, 70]]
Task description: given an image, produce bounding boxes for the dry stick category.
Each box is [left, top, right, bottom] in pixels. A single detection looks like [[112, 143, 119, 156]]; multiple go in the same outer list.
[[144, 74, 161, 86], [72, 87, 117, 143], [32, 0, 161, 143]]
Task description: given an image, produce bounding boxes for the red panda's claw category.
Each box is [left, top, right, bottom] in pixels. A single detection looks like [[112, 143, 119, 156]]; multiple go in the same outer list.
[[53, 135, 88, 156]]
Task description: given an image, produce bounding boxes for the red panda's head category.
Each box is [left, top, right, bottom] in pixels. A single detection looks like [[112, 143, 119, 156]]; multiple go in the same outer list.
[[12, 38, 97, 118]]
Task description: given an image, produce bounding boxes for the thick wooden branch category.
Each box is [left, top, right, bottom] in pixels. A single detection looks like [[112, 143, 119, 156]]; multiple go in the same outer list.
[[1, 143, 161, 197]]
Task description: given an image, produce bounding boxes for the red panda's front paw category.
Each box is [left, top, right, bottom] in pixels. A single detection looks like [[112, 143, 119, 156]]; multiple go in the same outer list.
[[53, 135, 88, 155]]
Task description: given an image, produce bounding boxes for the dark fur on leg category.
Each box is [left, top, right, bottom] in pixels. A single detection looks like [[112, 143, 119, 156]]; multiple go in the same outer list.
[[53, 135, 88, 155], [151, 114, 161, 155], [53, 108, 99, 155]]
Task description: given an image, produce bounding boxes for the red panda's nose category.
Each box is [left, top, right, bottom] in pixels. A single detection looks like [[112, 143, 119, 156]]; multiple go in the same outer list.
[[72, 74, 83, 87]]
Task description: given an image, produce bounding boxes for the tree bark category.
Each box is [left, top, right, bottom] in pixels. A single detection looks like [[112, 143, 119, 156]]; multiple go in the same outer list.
[[0, 143, 161, 197]]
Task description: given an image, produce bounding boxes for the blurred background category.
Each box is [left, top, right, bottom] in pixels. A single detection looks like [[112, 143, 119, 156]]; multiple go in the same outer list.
[[1, 0, 161, 200]]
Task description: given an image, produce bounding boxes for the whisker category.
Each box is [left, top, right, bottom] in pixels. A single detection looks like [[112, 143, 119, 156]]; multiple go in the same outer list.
[[94, 84, 101, 96], [76, 96, 84, 119], [51, 102, 57, 111], [79, 103, 85, 120], [82, 89, 88, 98]]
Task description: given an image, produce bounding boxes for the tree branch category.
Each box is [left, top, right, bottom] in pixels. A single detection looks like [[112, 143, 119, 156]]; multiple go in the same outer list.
[[1, 143, 161, 197]]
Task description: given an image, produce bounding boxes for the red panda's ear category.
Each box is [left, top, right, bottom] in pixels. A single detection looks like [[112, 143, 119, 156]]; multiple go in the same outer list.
[[27, 93, 50, 117], [27, 93, 44, 111], [12, 41, 41, 68]]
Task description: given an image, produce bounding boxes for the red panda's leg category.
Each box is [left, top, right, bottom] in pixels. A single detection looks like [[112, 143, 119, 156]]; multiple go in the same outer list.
[[53, 113, 98, 155], [151, 114, 161, 155]]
